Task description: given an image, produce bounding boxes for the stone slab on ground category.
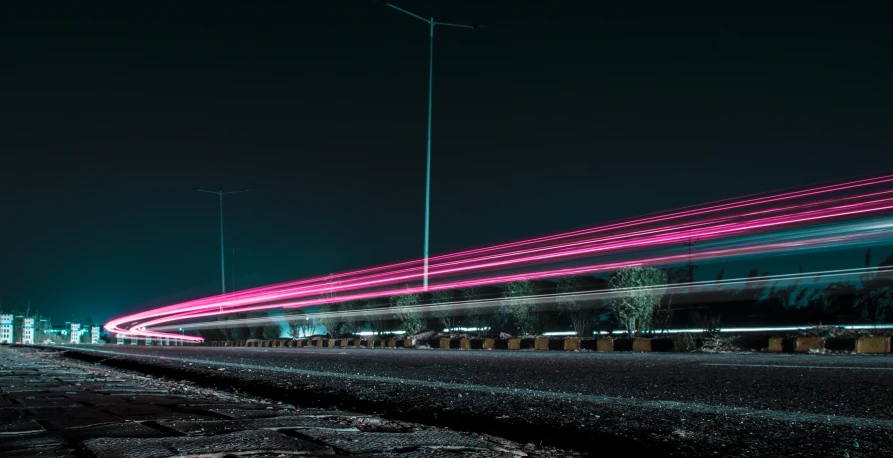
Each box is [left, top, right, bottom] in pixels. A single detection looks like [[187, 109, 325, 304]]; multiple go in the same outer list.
[[295, 428, 495, 454], [83, 429, 335, 457], [156, 414, 360, 435]]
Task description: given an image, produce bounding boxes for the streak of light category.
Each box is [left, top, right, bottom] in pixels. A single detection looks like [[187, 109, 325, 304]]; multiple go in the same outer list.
[[132, 204, 891, 332], [107, 176, 893, 340], [152, 264, 893, 333]]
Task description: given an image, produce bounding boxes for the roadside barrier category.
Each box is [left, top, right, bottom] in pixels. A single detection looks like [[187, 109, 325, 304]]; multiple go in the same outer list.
[[795, 337, 825, 352], [856, 336, 891, 354], [196, 335, 891, 354]]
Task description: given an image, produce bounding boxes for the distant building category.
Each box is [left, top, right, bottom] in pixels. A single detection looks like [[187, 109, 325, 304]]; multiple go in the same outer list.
[[91, 326, 100, 344], [0, 315, 13, 344], [117, 334, 126, 345], [70, 323, 81, 344], [22, 318, 34, 345]]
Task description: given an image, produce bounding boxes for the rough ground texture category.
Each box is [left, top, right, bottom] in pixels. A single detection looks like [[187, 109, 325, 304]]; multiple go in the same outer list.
[[25, 345, 893, 457], [0, 346, 576, 457]]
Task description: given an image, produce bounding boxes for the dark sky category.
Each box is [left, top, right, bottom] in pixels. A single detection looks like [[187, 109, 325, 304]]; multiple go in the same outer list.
[[2, 1, 892, 323]]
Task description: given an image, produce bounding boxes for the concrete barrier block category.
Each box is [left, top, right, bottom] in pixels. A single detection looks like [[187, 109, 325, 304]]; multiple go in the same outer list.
[[534, 338, 549, 350], [483, 338, 496, 350], [856, 336, 891, 354], [564, 338, 581, 351], [387, 339, 397, 348], [597, 339, 614, 352], [796, 337, 825, 352], [460, 338, 471, 350], [439, 338, 451, 349], [507, 338, 521, 350], [769, 337, 784, 353], [315, 339, 324, 348], [633, 338, 652, 352], [327, 339, 336, 348]]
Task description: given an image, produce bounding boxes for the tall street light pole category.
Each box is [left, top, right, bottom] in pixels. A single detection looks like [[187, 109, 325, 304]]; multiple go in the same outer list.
[[196, 189, 250, 297], [377, 1, 480, 291]]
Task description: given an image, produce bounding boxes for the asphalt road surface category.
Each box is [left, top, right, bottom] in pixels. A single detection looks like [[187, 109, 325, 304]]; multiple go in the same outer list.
[[51, 345, 893, 457]]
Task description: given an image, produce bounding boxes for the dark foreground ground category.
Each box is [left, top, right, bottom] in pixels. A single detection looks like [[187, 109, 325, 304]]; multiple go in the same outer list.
[[40, 345, 893, 457], [0, 346, 573, 457]]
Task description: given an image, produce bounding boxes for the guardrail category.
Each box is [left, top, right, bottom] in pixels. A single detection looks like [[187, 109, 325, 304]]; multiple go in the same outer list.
[[198, 335, 892, 354]]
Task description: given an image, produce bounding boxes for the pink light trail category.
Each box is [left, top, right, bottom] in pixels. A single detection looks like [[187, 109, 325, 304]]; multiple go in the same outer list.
[[106, 175, 893, 341]]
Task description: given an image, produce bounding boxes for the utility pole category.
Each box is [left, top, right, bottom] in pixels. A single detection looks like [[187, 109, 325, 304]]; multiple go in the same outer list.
[[196, 189, 250, 297], [376, 1, 482, 291], [230, 248, 237, 292]]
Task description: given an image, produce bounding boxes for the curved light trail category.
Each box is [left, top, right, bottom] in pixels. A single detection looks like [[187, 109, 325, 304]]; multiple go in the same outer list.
[[107, 175, 893, 342], [153, 264, 893, 333]]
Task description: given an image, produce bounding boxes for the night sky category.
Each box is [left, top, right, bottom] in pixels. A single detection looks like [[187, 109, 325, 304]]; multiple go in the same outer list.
[[2, 1, 892, 324]]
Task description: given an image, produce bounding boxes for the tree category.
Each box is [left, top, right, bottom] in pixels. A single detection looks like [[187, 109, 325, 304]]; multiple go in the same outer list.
[[262, 320, 281, 340], [362, 299, 388, 336], [556, 276, 607, 336], [855, 250, 893, 323], [285, 308, 316, 339], [229, 313, 248, 340], [462, 286, 489, 334], [608, 266, 668, 336], [391, 293, 424, 336], [337, 301, 361, 336], [198, 327, 225, 341], [430, 289, 460, 332], [503, 280, 539, 336], [316, 303, 343, 338], [217, 313, 248, 341], [314, 273, 344, 337], [246, 311, 269, 339]]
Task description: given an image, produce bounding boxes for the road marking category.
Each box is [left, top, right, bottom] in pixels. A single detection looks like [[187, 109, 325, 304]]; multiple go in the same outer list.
[[703, 363, 893, 371], [56, 347, 893, 431]]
